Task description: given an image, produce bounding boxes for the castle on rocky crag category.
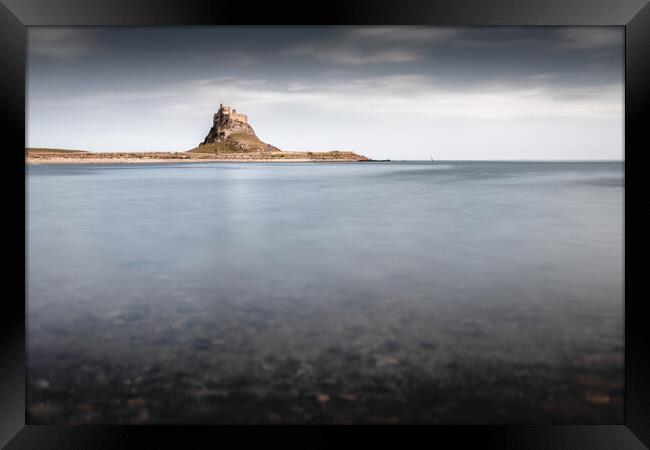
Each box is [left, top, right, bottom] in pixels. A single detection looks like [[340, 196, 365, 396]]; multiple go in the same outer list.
[[199, 104, 257, 146], [197, 104, 282, 152], [189, 103, 367, 158]]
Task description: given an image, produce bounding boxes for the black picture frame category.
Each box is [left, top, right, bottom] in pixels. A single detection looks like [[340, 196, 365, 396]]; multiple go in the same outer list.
[[2, 0, 648, 447]]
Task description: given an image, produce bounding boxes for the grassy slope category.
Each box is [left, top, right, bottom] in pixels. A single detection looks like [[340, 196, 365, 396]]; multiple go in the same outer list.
[[187, 133, 271, 154], [187, 134, 368, 160]]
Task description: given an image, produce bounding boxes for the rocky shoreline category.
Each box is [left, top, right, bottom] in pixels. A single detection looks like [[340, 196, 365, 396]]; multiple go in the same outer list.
[[28, 348, 623, 424]]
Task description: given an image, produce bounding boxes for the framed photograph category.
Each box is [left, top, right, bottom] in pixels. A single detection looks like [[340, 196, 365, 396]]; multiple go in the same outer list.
[[1, 0, 648, 447]]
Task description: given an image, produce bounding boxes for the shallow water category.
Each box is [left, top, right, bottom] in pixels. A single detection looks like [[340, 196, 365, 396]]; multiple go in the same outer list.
[[27, 161, 624, 424]]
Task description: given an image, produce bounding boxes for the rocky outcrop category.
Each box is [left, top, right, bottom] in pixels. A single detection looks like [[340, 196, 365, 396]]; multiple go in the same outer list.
[[193, 104, 280, 153], [200, 104, 255, 144]]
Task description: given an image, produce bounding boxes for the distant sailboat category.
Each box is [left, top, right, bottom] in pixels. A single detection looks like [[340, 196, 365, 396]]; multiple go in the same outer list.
[[430, 156, 434, 162]]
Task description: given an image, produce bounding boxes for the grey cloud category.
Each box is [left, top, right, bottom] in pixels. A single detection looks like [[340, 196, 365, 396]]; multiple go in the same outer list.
[[285, 44, 422, 64], [557, 28, 623, 49], [347, 26, 459, 43], [148, 73, 623, 120], [281, 26, 459, 65], [28, 28, 95, 58]]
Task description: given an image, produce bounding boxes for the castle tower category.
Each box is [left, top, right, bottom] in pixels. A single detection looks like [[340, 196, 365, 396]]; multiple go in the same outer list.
[[200, 104, 255, 145]]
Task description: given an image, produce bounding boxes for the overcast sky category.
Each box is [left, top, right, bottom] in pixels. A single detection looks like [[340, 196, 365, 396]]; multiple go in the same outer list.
[[27, 26, 623, 160]]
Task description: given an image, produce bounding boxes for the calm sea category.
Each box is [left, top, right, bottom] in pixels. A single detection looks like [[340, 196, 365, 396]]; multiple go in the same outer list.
[[27, 161, 624, 424]]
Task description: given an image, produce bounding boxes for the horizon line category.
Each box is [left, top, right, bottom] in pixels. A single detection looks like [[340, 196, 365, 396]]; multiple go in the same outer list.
[[24, 148, 624, 162]]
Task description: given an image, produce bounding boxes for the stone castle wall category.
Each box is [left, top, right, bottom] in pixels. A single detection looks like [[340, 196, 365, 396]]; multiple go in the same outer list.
[[229, 112, 248, 123], [218, 105, 248, 123]]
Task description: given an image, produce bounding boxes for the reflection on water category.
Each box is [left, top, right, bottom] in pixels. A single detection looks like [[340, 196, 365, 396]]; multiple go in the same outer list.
[[27, 161, 623, 423]]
